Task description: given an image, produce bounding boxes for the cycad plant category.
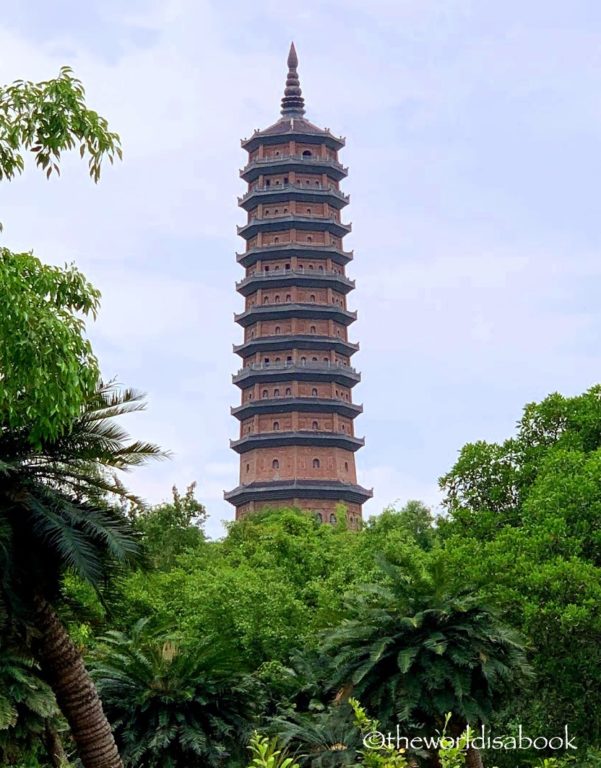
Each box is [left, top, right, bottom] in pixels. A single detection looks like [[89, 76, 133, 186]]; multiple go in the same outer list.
[[321, 556, 530, 768], [0, 382, 164, 768], [92, 619, 256, 768], [0, 636, 65, 767]]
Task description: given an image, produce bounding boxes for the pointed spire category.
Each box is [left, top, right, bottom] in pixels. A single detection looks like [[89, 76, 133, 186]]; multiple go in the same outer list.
[[280, 42, 305, 117]]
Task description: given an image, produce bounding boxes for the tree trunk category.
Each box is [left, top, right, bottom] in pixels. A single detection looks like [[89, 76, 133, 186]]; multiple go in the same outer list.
[[33, 596, 123, 768], [465, 745, 484, 768], [43, 724, 68, 768]]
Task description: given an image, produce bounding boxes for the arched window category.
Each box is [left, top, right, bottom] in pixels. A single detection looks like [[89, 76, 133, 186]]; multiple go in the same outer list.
[[307, 236, 313, 243], [312, 421, 319, 430], [274, 388, 280, 397], [316, 512, 323, 523], [265, 209, 270, 215], [263, 296, 269, 304], [309, 264, 314, 271], [344, 461, 349, 472], [302, 150, 312, 157], [310, 325, 316, 334], [248, 393, 253, 401], [274, 236, 279, 243], [285, 387, 292, 396], [285, 263, 291, 270], [274, 209, 279, 214], [318, 265, 324, 272], [246, 463, 250, 472], [273, 421, 280, 431], [262, 389, 268, 399], [286, 294, 292, 302], [310, 294, 316, 302], [272, 459, 279, 469], [274, 295, 280, 303], [300, 356, 307, 365], [311, 387, 318, 397], [330, 513, 337, 524], [312, 458, 320, 468], [275, 357, 281, 364], [306, 208, 312, 214], [323, 356, 328, 362], [312, 356, 318, 362], [274, 326, 281, 334]]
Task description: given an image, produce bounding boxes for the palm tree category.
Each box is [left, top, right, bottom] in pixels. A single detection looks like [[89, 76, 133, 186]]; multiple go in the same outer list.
[[0, 382, 164, 768], [91, 619, 256, 767], [321, 557, 530, 768]]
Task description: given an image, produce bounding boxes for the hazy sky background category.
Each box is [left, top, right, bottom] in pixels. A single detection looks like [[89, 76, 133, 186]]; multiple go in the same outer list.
[[2, 1, 601, 537]]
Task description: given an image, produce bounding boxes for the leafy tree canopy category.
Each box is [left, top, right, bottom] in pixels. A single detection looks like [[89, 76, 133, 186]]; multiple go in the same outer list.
[[0, 250, 100, 445], [0, 66, 121, 183]]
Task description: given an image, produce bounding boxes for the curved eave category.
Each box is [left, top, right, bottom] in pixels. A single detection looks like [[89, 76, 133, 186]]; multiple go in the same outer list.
[[238, 186, 349, 211], [225, 480, 373, 506], [236, 272, 355, 296], [237, 244, 354, 268], [235, 304, 357, 327], [240, 157, 348, 183], [231, 397, 363, 421], [241, 131, 345, 153], [232, 364, 361, 389], [237, 217, 351, 240], [233, 335, 359, 358], [230, 431, 365, 454]]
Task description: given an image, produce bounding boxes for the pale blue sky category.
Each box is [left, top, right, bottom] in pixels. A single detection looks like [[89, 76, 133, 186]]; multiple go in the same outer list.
[[2, 1, 600, 536]]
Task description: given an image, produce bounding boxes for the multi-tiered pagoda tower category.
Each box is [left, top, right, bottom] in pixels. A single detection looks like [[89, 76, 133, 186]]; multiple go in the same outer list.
[[225, 44, 372, 525]]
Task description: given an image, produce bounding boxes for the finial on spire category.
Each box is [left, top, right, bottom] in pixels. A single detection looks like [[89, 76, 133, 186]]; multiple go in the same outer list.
[[280, 42, 305, 117]]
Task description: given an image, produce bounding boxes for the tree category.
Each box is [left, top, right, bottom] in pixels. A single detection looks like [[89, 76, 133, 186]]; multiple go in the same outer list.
[[439, 387, 601, 746], [1, 66, 123, 445], [0, 635, 65, 767], [321, 557, 530, 768], [0, 250, 101, 446], [365, 501, 437, 551], [92, 619, 256, 768], [0, 383, 164, 768], [131, 483, 207, 569], [0, 66, 121, 184]]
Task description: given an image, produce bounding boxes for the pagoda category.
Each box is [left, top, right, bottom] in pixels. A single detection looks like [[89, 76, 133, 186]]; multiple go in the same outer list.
[[225, 43, 372, 526]]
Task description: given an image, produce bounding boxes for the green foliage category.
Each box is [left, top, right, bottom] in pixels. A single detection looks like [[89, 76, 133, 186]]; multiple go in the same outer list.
[[0, 382, 163, 620], [0, 250, 101, 445], [349, 698, 408, 767], [0, 66, 121, 183], [92, 619, 255, 768], [321, 555, 530, 731], [247, 732, 300, 768], [0, 635, 63, 766], [440, 386, 601, 744], [371, 501, 437, 551], [130, 483, 207, 569]]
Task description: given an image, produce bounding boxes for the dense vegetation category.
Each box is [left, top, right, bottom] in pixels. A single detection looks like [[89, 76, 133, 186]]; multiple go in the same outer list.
[[1, 67, 600, 768]]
